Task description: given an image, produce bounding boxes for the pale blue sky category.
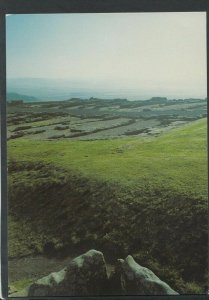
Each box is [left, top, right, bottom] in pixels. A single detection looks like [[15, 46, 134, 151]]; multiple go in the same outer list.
[[6, 12, 207, 98]]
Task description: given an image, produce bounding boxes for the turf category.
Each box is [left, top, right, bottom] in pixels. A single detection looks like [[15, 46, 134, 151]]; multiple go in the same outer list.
[[8, 118, 208, 198], [8, 118, 208, 294]]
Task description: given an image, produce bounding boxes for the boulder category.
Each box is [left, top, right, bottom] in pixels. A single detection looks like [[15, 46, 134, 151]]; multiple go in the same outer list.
[[27, 250, 178, 296], [112, 255, 179, 295], [28, 268, 67, 296], [63, 249, 109, 295], [28, 249, 108, 296]]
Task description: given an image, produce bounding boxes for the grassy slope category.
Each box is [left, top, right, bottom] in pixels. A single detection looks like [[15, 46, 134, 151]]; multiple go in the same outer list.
[[8, 119, 208, 293], [9, 118, 207, 196]]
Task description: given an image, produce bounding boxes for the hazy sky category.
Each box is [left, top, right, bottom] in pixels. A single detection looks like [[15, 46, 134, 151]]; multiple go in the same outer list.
[[6, 12, 207, 98]]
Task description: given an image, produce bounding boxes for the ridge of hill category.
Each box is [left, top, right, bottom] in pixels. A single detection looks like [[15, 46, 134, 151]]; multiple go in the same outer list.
[[7, 92, 39, 102]]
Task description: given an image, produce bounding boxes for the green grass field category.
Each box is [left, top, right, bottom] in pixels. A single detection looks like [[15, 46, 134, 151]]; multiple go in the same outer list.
[[9, 118, 207, 196], [8, 118, 208, 294]]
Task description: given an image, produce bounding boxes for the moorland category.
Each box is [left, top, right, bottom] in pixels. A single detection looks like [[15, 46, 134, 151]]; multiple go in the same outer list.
[[7, 96, 208, 294]]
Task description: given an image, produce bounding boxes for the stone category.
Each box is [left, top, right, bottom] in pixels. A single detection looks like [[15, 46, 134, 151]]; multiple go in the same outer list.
[[28, 268, 67, 296], [27, 250, 178, 296], [61, 249, 109, 295], [28, 249, 108, 296], [114, 255, 179, 295]]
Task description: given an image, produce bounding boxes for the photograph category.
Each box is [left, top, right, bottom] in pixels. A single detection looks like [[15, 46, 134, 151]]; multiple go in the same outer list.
[[6, 12, 207, 296]]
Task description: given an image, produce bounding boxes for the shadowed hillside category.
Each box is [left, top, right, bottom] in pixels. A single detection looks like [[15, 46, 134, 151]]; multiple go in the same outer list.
[[8, 118, 208, 294]]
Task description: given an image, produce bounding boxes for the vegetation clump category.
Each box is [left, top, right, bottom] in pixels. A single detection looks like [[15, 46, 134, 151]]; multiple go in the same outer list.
[[32, 130, 46, 135], [12, 125, 32, 132], [54, 125, 69, 130], [10, 132, 25, 139]]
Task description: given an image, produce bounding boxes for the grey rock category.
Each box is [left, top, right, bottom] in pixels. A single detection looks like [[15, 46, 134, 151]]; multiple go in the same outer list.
[[114, 255, 179, 295], [28, 249, 108, 296], [63, 249, 109, 295], [28, 268, 67, 296], [27, 250, 178, 296]]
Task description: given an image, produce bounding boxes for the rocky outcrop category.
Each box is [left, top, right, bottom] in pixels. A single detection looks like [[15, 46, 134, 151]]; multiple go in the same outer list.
[[110, 255, 178, 295], [27, 249, 178, 296], [28, 249, 108, 296], [28, 267, 67, 296]]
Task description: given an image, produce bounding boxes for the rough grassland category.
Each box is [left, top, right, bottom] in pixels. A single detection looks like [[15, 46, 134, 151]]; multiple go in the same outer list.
[[8, 118, 208, 293], [9, 118, 207, 196]]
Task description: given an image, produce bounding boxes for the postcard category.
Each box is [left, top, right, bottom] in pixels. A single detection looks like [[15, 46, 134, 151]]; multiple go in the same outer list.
[[5, 11, 207, 297]]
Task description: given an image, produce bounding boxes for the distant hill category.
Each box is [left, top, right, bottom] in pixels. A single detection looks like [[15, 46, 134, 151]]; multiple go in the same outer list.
[[7, 92, 38, 102]]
